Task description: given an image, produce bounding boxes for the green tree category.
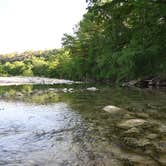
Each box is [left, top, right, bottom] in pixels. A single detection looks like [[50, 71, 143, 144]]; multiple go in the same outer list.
[[31, 57, 48, 76]]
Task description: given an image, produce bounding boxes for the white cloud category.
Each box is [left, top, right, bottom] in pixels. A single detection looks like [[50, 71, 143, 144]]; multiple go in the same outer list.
[[0, 0, 87, 53]]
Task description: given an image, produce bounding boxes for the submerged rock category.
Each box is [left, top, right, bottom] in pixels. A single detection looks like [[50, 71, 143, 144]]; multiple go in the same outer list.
[[123, 127, 140, 136], [146, 133, 158, 140], [157, 125, 166, 134], [121, 137, 151, 148], [117, 119, 147, 129], [154, 141, 166, 153], [136, 112, 149, 119], [158, 154, 166, 166], [123, 114, 135, 119], [110, 143, 157, 166], [103, 105, 123, 114]]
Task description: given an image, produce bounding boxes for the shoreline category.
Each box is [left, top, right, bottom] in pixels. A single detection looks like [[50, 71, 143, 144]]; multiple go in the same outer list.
[[0, 76, 165, 89], [0, 76, 81, 86]]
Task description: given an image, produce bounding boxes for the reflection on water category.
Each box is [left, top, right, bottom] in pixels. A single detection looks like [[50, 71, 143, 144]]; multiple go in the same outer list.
[[0, 85, 166, 166]]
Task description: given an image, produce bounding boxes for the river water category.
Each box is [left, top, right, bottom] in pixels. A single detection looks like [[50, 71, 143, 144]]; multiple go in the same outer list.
[[0, 84, 165, 166]]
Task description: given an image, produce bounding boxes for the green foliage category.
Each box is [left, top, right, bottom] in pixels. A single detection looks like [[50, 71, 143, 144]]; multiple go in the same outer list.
[[3, 61, 26, 76], [22, 68, 34, 76], [60, 0, 166, 81], [31, 57, 48, 76], [0, 62, 6, 76], [13, 61, 26, 75]]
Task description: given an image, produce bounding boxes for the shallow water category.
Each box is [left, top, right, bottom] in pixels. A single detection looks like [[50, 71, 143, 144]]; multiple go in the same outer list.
[[0, 85, 166, 166]]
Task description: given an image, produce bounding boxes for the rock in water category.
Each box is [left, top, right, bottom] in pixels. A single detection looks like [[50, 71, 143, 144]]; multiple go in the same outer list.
[[62, 88, 68, 93], [103, 105, 122, 113], [121, 137, 151, 148], [124, 127, 140, 135], [86, 87, 98, 91], [117, 119, 147, 129], [68, 88, 74, 92]]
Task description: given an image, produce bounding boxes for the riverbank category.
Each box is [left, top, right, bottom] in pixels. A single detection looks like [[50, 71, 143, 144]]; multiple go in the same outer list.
[[0, 76, 81, 86], [122, 77, 166, 88]]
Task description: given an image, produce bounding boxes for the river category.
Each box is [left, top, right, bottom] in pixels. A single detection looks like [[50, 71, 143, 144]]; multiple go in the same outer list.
[[0, 84, 165, 166]]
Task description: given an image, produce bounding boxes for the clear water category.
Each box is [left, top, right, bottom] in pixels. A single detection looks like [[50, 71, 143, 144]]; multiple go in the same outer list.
[[0, 84, 165, 166]]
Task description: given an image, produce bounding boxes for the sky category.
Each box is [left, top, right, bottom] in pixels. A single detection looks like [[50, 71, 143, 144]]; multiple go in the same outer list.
[[0, 0, 87, 54]]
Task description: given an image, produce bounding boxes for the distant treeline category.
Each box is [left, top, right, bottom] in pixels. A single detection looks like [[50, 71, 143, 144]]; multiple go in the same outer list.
[[0, 49, 58, 63], [0, 0, 166, 82], [0, 49, 71, 78]]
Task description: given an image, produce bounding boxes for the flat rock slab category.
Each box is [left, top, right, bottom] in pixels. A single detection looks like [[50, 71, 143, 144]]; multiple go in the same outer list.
[[0, 76, 81, 86], [117, 119, 147, 129]]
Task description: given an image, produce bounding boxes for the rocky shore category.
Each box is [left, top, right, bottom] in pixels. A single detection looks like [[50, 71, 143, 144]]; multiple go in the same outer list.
[[122, 77, 166, 88], [0, 76, 81, 86]]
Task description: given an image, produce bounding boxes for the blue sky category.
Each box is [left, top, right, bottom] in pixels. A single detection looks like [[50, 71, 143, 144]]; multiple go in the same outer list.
[[0, 0, 87, 54]]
